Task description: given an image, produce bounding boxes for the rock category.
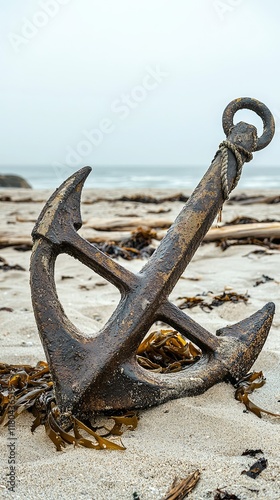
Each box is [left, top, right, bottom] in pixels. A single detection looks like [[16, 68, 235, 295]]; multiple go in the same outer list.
[[0, 174, 32, 188]]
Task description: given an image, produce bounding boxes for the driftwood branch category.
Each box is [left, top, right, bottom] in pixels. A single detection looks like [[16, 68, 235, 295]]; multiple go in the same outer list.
[[1, 222, 280, 248], [204, 222, 280, 241], [83, 216, 173, 231]]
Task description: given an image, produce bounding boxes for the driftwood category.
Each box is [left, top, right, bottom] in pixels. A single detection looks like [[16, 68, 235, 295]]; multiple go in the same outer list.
[[1, 222, 280, 249], [84, 216, 173, 231], [230, 194, 280, 205], [204, 222, 280, 241], [84, 221, 280, 243], [0, 233, 34, 248]]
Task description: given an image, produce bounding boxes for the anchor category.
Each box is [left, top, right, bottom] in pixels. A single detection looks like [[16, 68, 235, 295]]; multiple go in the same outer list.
[[30, 98, 275, 418]]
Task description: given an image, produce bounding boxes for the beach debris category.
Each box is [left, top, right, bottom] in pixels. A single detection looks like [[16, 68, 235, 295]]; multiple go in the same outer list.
[[234, 371, 280, 418], [214, 489, 241, 500], [206, 221, 280, 245], [161, 470, 200, 500], [244, 249, 274, 259], [0, 195, 12, 202], [86, 215, 171, 232], [242, 449, 263, 457], [0, 256, 25, 272], [225, 216, 279, 225], [177, 291, 249, 312], [95, 227, 156, 260], [147, 207, 171, 214], [177, 295, 205, 310], [230, 194, 280, 205], [253, 274, 274, 287], [0, 307, 13, 312], [241, 457, 268, 479], [30, 98, 275, 416], [117, 193, 189, 204], [0, 361, 138, 451], [217, 236, 280, 252], [136, 329, 202, 373], [14, 244, 32, 252]]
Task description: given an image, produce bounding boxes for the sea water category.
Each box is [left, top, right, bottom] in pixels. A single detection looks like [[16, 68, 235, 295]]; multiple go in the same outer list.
[[0, 165, 280, 190]]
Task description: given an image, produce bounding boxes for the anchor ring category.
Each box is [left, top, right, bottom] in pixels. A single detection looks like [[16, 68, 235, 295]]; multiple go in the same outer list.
[[222, 97, 275, 151]]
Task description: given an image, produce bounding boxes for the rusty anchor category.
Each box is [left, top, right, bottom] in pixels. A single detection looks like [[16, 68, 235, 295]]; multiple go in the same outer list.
[[30, 97, 275, 418]]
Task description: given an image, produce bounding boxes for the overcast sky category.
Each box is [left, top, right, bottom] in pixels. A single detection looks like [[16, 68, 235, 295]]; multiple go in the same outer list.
[[0, 0, 280, 169]]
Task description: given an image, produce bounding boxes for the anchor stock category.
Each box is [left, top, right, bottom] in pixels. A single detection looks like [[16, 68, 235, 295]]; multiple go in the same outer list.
[[30, 98, 275, 417]]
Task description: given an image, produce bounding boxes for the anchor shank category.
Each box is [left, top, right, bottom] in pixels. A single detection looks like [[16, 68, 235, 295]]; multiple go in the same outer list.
[[140, 122, 257, 300]]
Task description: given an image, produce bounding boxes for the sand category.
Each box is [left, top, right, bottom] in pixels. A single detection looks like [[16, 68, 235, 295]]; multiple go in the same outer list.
[[0, 187, 279, 500]]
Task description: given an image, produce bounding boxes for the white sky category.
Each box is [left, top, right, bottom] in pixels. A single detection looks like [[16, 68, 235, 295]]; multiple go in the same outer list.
[[0, 0, 280, 168]]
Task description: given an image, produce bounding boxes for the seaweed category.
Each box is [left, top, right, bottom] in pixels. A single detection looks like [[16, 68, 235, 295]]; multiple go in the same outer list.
[[253, 274, 274, 287], [241, 457, 268, 479], [0, 361, 137, 451], [214, 490, 240, 500], [225, 216, 278, 225], [217, 237, 280, 251], [177, 296, 205, 310], [95, 227, 156, 260], [161, 470, 200, 500], [242, 449, 263, 457], [14, 244, 33, 252], [229, 194, 280, 204], [178, 292, 249, 312], [234, 371, 280, 418], [137, 329, 202, 373], [118, 193, 189, 204], [0, 256, 25, 272]]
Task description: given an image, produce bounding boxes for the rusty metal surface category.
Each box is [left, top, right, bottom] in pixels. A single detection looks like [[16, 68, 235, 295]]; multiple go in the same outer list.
[[30, 98, 275, 418]]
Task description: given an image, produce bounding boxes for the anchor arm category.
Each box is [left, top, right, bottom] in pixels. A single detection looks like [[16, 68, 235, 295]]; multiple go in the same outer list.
[[158, 300, 220, 352], [64, 230, 139, 293]]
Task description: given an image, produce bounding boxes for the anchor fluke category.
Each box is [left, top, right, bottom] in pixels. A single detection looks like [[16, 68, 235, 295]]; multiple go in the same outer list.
[[32, 166, 92, 245], [217, 301, 275, 380]]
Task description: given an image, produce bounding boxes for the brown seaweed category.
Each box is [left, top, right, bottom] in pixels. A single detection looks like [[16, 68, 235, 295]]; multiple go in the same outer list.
[[161, 470, 200, 500], [118, 193, 189, 204], [214, 490, 241, 500], [234, 371, 280, 418], [178, 292, 249, 312], [0, 256, 25, 272], [14, 244, 33, 252], [242, 449, 263, 457], [95, 227, 156, 260], [217, 237, 280, 251], [109, 413, 139, 435], [253, 274, 274, 287], [0, 361, 137, 451], [241, 457, 268, 479], [229, 194, 280, 204], [225, 216, 279, 225], [137, 329, 202, 373]]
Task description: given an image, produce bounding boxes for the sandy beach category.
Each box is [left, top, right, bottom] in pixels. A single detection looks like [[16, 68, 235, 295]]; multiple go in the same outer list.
[[0, 187, 280, 500]]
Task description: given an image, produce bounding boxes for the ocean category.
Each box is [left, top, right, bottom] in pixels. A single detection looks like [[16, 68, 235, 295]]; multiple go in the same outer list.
[[0, 165, 280, 190]]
